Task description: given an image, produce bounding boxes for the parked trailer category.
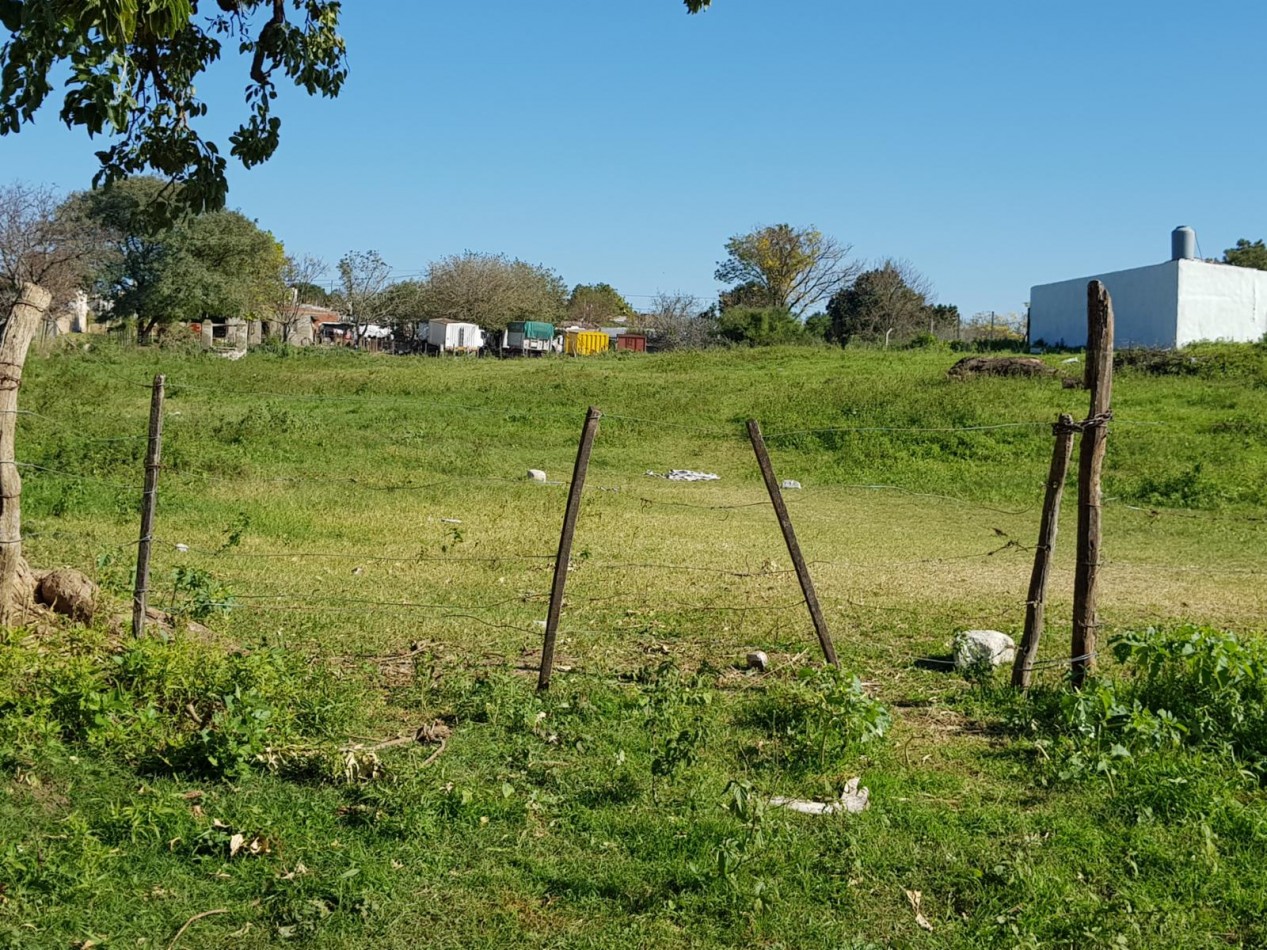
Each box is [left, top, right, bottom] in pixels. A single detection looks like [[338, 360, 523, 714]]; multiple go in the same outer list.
[[501, 321, 555, 356], [419, 319, 484, 354], [563, 329, 609, 356]]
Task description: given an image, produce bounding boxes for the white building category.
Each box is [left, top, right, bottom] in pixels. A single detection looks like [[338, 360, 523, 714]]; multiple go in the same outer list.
[[1029, 228, 1267, 348]]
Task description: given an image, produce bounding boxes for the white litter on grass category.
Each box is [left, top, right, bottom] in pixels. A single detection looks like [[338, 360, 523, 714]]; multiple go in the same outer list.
[[645, 470, 721, 482], [527, 469, 547, 483], [781, 479, 802, 490], [770, 777, 869, 816], [1061, 357, 1081, 364], [746, 650, 769, 673], [175, 543, 189, 553], [441, 518, 462, 525]]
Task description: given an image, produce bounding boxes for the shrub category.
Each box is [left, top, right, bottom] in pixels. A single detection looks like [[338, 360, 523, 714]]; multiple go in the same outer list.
[[0, 632, 360, 779], [715, 307, 807, 347], [1016, 626, 1267, 792], [745, 666, 890, 771]]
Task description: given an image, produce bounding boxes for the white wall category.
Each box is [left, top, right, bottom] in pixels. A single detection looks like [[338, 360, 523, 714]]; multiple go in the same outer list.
[[1176, 260, 1267, 346], [1029, 262, 1179, 348]]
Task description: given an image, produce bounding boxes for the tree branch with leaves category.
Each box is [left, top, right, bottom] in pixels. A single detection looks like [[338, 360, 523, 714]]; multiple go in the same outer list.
[[716, 224, 860, 318]]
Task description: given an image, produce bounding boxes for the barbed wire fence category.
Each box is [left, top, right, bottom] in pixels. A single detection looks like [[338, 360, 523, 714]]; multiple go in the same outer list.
[[14, 348, 1265, 696]]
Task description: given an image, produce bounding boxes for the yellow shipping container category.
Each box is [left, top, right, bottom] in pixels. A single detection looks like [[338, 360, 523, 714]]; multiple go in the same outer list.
[[564, 330, 609, 356]]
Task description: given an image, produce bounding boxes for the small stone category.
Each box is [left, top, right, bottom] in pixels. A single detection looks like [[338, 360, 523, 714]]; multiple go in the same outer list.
[[527, 469, 547, 482], [746, 650, 769, 673], [953, 630, 1016, 670], [781, 479, 802, 490]]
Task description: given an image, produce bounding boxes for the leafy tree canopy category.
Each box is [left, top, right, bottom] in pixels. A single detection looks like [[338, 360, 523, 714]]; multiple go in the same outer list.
[[2, 1, 347, 216], [72, 176, 284, 336], [717, 279, 771, 312], [1223, 239, 1267, 271], [420, 252, 566, 334], [715, 224, 858, 317], [826, 260, 937, 346], [2, 2, 710, 214], [566, 283, 635, 325]]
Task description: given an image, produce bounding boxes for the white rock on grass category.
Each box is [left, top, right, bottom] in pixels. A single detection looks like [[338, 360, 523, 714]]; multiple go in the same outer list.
[[953, 630, 1016, 670], [527, 469, 547, 482]]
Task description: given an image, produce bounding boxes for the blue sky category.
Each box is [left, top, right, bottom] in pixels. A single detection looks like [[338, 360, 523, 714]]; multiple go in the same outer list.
[[2, 0, 1264, 317]]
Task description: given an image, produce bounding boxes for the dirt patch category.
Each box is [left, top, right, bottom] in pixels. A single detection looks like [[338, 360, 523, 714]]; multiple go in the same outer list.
[[947, 356, 1056, 380]]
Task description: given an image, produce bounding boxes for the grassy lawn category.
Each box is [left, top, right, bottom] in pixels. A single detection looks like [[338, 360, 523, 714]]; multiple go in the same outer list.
[[3, 340, 1266, 948]]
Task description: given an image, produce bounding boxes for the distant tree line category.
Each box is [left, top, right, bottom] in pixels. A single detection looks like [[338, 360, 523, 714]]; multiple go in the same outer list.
[[5, 177, 1020, 353]]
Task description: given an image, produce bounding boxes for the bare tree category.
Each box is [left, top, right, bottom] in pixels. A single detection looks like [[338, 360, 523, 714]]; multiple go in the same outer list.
[[337, 250, 392, 344], [0, 182, 106, 322], [276, 253, 329, 343], [643, 292, 716, 350], [715, 224, 861, 317]]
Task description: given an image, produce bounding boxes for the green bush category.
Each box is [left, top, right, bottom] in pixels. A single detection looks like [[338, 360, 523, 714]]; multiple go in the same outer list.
[[0, 631, 360, 780], [745, 666, 890, 771], [1016, 626, 1267, 800], [715, 307, 807, 346]]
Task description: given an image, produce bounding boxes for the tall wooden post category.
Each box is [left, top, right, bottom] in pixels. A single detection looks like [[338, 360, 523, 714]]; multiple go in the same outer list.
[[132, 374, 166, 639], [747, 419, 839, 667], [0, 284, 52, 626], [1012, 413, 1076, 688], [537, 406, 601, 691], [1071, 282, 1114, 687]]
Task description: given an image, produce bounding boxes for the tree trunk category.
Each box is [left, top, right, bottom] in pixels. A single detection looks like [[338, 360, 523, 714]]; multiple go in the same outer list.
[[0, 284, 52, 625]]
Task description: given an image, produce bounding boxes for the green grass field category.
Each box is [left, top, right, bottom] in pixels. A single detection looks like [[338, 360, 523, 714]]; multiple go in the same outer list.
[[3, 340, 1266, 948]]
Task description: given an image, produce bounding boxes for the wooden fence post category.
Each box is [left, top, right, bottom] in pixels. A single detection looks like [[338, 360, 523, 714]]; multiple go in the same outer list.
[[1011, 413, 1076, 688], [747, 419, 839, 667], [537, 406, 601, 691], [1071, 282, 1114, 687], [0, 284, 52, 626], [132, 374, 166, 639]]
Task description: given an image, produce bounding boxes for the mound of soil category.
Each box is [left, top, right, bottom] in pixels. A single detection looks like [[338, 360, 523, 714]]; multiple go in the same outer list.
[[947, 356, 1055, 380], [35, 568, 98, 624]]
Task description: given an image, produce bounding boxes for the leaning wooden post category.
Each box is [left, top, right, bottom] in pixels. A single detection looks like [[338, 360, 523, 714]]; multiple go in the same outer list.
[[1011, 413, 1076, 688], [132, 374, 166, 639], [747, 419, 839, 667], [537, 406, 601, 691], [1071, 282, 1114, 687], [0, 284, 52, 626]]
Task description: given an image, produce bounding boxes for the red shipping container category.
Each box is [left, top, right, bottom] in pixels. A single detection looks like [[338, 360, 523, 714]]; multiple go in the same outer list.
[[614, 334, 646, 353]]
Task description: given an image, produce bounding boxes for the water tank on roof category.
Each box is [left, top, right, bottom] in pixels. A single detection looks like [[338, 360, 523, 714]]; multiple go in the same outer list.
[[1171, 226, 1197, 261]]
